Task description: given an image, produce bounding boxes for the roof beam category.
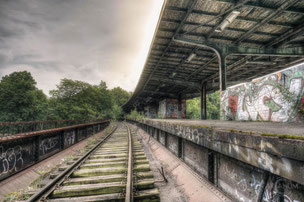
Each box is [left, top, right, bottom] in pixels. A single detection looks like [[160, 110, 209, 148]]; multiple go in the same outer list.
[[158, 28, 266, 45], [174, 36, 304, 57], [235, 0, 301, 43], [150, 78, 200, 89], [143, 90, 176, 97], [166, 6, 296, 28], [215, 0, 304, 15], [141, 0, 199, 93]]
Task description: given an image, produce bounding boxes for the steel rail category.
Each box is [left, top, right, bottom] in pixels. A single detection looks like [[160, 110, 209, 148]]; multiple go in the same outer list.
[[125, 123, 133, 202], [27, 125, 117, 202]]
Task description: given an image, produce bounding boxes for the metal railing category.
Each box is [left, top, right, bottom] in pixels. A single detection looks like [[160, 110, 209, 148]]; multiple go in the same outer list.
[[0, 119, 103, 137]]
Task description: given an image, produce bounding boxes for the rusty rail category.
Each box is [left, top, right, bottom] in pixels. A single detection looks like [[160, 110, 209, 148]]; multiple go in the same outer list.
[[125, 123, 133, 202], [27, 125, 117, 201]]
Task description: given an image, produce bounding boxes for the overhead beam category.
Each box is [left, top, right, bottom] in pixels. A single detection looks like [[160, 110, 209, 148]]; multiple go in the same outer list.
[[150, 78, 200, 89], [166, 6, 296, 28], [174, 36, 304, 57], [215, 0, 304, 15], [157, 29, 265, 45], [161, 18, 281, 37], [143, 90, 176, 97], [141, 0, 199, 93], [234, 0, 301, 43]]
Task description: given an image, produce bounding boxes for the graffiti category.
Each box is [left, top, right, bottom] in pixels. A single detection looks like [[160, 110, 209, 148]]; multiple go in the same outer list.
[[158, 99, 186, 118], [175, 125, 203, 145], [145, 106, 158, 118], [221, 63, 304, 122], [223, 163, 303, 202], [40, 137, 59, 155], [65, 132, 75, 146], [158, 100, 166, 118], [0, 146, 23, 176], [167, 103, 178, 118], [224, 164, 260, 194], [262, 176, 301, 202]]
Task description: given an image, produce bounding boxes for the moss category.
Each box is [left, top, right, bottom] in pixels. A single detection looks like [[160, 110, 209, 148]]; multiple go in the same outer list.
[[229, 129, 243, 133], [261, 133, 304, 140]]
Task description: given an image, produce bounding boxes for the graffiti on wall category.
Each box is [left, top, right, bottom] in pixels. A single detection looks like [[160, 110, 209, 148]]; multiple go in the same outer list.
[[144, 106, 158, 118], [158, 99, 186, 118], [222, 162, 303, 202], [221, 64, 304, 122], [0, 146, 24, 177]]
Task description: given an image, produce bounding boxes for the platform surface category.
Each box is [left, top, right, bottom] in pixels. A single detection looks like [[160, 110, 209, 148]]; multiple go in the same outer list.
[[151, 119, 304, 137]]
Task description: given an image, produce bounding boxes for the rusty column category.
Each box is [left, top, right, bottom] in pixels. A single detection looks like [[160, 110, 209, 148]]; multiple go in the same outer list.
[[178, 93, 182, 119], [200, 82, 207, 120]]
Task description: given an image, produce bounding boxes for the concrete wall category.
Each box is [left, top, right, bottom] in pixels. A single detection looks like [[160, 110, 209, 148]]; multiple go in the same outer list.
[[0, 121, 109, 181], [158, 99, 186, 118], [221, 63, 304, 122], [183, 140, 208, 179], [167, 133, 179, 156], [132, 119, 304, 202]]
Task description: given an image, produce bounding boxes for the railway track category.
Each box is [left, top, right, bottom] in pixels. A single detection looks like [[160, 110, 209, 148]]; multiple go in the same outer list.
[[27, 122, 159, 201]]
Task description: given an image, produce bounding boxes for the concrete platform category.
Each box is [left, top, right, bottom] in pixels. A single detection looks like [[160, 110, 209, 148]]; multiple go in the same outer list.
[[153, 119, 304, 137], [133, 118, 304, 187]]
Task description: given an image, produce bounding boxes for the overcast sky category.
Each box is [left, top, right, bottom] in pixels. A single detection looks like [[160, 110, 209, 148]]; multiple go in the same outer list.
[[0, 0, 164, 95]]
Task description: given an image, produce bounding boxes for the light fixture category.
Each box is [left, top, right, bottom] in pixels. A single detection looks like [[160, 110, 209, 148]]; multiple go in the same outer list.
[[215, 10, 241, 33], [185, 53, 196, 62]]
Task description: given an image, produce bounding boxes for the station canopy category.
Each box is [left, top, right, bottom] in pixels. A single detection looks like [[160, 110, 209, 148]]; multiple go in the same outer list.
[[123, 0, 304, 112]]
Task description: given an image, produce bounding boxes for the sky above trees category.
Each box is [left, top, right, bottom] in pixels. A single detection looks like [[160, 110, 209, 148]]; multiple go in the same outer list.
[[0, 0, 164, 95]]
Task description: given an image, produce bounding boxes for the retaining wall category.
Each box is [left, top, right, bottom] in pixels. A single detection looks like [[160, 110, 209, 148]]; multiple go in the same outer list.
[[129, 119, 304, 202], [0, 121, 109, 181]]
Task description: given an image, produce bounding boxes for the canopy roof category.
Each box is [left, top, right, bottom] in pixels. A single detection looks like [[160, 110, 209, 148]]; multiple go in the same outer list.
[[123, 0, 304, 112]]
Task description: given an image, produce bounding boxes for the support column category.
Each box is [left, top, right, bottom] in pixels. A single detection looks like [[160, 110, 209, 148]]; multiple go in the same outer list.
[[178, 93, 182, 119], [219, 54, 227, 91], [200, 82, 207, 120]]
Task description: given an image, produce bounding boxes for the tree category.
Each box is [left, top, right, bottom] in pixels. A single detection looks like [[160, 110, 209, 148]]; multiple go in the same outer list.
[[49, 79, 113, 120], [186, 97, 200, 119], [186, 91, 220, 120], [110, 87, 130, 106], [0, 71, 48, 122]]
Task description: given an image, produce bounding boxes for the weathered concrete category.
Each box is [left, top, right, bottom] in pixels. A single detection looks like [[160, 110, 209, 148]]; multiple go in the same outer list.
[[134, 123, 232, 202], [131, 119, 304, 202], [0, 127, 109, 201]]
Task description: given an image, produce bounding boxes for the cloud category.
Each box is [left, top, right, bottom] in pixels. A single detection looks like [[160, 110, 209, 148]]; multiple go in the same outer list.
[[0, 0, 164, 95]]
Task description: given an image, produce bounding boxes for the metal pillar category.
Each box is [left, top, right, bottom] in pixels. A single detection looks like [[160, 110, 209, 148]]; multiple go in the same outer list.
[[208, 149, 215, 183], [178, 93, 182, 119], [219, 54, 227, 91], [200, 82, 207, 120]]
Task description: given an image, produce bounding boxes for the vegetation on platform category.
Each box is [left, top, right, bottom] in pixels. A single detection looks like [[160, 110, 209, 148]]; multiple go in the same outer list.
[[0, 71, 131, 122], [126, 109, 145, 121]]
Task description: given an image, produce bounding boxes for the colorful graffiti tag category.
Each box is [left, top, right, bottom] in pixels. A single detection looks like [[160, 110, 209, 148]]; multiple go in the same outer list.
[[221, 63, 304, 122], [158, 99, 186, 118]]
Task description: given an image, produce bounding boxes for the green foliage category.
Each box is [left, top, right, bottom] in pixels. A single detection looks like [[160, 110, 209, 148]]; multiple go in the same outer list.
[[111, 87, 130, 106], [49, 79, 113, 120], [207, 91, 220, 119], [186, 97, 200, 119], [0, 71, 48, 122], [126, 109, 145, 121], [186, 91, 220, 120], [108, 87, 131, 120]]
